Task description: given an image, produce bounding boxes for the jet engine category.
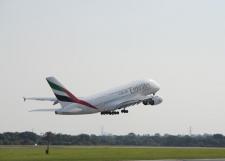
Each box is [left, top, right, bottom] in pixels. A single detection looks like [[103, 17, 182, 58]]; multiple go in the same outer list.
[[143, 95, 163, 105]]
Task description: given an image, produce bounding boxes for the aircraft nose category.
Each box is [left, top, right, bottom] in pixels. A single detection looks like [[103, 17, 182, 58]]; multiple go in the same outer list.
[[149, 79, 160, 93]]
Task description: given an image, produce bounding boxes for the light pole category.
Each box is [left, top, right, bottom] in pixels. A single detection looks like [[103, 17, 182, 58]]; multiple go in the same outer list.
[[44, 132, 51, 154]]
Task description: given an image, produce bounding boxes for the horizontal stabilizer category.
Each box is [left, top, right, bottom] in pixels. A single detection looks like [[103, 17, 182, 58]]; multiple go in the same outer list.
[[29, 108, 59, 112], [23, 97, 57, 102], [23, 97, 58, 105]]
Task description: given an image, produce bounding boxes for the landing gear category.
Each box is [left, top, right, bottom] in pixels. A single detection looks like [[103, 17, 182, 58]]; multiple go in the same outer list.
[[101, 111, 119, 115], [100, 109, 129, 115], [121, 109, 128, 113], [143, 100, 148, 105]]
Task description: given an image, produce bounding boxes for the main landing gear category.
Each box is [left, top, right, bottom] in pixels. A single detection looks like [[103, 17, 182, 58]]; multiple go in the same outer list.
[[100, 109, 129, 115], [101, 111, 119, 115]]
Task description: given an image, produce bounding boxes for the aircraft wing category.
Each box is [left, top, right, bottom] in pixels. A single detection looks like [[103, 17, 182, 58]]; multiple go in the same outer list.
[[112, 95, 153, 110], [23, 97, 58, 105], [116, 99, 142, 109]]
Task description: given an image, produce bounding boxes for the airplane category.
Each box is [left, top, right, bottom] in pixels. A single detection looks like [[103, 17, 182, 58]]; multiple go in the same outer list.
[[24, 77, 162, 115]]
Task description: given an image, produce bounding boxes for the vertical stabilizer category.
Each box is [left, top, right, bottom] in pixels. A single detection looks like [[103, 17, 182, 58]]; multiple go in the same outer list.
[[46, 77, 78, 107], [46, 77, 97, 109]]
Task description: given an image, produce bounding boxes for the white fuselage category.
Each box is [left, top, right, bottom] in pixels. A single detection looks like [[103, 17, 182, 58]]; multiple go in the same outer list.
[[55, 79, 161, 115]]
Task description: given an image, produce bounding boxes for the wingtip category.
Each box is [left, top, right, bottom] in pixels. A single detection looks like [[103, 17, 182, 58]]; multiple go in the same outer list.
[[23, 97, 26, 102]]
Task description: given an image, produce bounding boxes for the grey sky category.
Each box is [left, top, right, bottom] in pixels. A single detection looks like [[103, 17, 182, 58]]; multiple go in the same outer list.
[[1, 0, 225, 135]]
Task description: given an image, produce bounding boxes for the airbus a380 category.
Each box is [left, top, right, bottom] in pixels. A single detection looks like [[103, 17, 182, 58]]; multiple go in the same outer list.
[[24, 77, 162, 115]]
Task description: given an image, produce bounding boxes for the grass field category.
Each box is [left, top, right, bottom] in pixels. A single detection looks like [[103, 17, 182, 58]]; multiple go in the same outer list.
[[0, 146, 225, 161]]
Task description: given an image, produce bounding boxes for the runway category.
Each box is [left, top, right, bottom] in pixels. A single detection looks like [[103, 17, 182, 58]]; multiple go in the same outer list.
[[132, 160, 225, 161]]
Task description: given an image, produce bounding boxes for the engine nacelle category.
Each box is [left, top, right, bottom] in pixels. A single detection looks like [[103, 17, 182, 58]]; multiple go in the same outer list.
[[143, 95, 163, 105]]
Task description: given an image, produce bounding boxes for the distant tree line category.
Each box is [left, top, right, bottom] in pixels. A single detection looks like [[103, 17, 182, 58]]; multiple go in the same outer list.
[[0, 132, 225, 147]]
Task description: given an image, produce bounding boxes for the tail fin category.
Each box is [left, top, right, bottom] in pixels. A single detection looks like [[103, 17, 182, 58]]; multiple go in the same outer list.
[[46, 77, 79, 107], [46, 77, 97, 109]]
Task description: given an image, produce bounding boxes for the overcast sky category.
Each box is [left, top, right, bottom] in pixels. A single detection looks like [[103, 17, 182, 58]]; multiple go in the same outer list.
[[1, 0, 225, 135]]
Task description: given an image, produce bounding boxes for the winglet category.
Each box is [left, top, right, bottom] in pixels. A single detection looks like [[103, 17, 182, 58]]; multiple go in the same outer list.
[[23, 97, 26, 102]]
